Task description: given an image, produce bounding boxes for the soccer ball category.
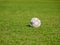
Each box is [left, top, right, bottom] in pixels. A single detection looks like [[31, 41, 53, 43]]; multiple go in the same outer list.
[[30, 18, 41, 27]]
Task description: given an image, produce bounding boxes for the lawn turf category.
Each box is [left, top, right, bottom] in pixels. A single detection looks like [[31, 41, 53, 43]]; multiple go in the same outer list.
[[0, 0, 60, 45]]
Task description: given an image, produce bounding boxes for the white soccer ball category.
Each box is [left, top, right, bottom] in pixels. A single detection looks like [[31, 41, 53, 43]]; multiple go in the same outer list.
[[30, 18, 41, 27]]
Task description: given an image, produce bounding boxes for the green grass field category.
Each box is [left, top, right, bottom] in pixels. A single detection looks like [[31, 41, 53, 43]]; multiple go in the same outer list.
[[0, 0, 60, 45]]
